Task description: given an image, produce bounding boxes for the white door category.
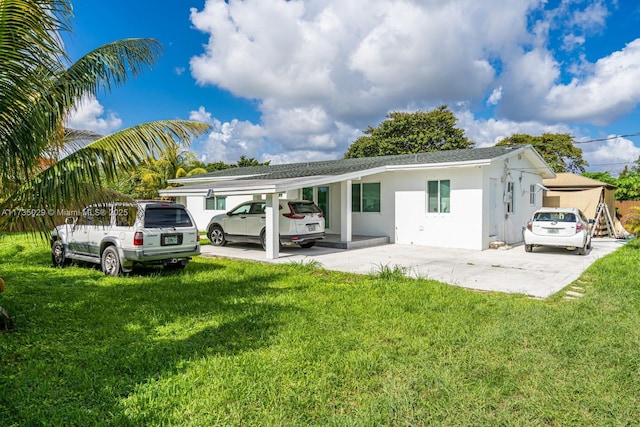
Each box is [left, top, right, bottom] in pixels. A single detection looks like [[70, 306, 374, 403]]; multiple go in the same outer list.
[[489, 178, 499, 237]]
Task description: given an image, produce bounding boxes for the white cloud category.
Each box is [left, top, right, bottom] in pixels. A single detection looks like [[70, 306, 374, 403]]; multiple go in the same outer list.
[[66, 95, 122, 134], [189, 106, 214, 124], [540, 39, 640, 125], [192, 107, 267, 163], [580, 136, 640, 175], [455, 109, 572, 147], [187, 0, 640, 166]]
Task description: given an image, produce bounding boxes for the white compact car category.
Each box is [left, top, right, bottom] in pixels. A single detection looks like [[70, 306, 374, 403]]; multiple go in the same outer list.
[[523, 207, 593, 255], [206, 199, 325, 249]]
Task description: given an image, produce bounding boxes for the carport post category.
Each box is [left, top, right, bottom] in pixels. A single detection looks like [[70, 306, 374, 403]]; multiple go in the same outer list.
[[265, 193, 280, 259], [340, 180, 352, 243]]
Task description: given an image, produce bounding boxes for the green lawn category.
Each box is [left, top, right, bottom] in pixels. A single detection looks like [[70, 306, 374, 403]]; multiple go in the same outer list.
[[1, 234, 639, 426]]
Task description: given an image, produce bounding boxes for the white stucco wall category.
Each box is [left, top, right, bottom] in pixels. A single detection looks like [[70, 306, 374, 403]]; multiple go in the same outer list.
[[481, 155, 544, 248], [178, 194, 253, 232]]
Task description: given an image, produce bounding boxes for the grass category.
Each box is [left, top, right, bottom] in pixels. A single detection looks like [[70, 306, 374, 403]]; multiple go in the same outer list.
[[1, 233, 640, 425]]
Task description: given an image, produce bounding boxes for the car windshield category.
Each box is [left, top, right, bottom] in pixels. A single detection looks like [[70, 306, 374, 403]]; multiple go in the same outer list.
[[289, 202, 322, 214], [144, 207, 193, 228], [533, 212, 576, 222]]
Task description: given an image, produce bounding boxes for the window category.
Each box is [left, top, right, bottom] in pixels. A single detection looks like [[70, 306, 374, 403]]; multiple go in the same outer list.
[[144, 208, 193, 228], [351, 183, 380, 213], [205, 196, 226, 211], [351, 183, 361, 212], [529, 184, 536, 205], [427, 180, 450, 213], [302, 187, 314, 201], [506, 181, 515, 213]]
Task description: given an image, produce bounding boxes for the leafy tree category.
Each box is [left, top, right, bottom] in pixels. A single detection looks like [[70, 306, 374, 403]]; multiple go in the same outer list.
[[582, 171, 617, 186], [205, 161, 232, 173], [0, 0, 209, 231], [614, 167, 640, 201], [235, 155, 270, 168], [496, 133, 587, 173], [344, 105, 473, 158]]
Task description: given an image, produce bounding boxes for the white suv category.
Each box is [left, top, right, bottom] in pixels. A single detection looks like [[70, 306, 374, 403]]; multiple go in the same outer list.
[[524, 207, 592, 255], [206, 199, 325, 249], [51, 201, 200, 275]]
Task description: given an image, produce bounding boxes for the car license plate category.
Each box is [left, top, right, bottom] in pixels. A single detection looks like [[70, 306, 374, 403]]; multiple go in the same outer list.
[[164, 235, 179, 245], [307, 224, 317, 232], [547, 229, 559, 234]]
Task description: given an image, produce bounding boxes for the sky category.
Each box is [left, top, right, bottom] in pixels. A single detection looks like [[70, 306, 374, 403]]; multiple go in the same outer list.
[[63, 0, 640, 175]]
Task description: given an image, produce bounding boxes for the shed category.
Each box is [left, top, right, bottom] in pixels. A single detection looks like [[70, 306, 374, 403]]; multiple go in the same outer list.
[[542, 173, 622, 236]]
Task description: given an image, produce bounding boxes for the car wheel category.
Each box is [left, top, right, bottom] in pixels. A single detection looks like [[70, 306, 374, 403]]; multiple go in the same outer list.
[[299, 241, 316, 249], [51, 240, 70, 267], [577, 243, 587, 256], [101, 246, 122, 276], [208, 225, 227, 246], [260, 229, 267, 250], [524, 244, 533, 253]]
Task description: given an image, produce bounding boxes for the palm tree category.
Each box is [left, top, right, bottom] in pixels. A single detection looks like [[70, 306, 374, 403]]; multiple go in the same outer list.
[[0, 0, 210, 231]]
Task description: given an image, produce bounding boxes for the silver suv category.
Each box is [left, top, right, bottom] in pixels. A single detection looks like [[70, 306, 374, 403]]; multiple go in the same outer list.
[[51, 201, 200, 275]]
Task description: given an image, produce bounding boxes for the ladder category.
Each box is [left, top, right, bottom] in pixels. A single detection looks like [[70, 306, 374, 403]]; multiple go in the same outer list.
[[592, 202, 618, 238]]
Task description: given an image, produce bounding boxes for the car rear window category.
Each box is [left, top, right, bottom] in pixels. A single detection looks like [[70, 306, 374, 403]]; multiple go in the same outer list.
[[289, 202, 322, 214], [533, 212, 576, 222], [144, 207, 193, 228]]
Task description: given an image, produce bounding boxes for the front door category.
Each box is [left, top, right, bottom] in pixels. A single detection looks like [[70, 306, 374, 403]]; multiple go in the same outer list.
[[489, 178, 499, 237]]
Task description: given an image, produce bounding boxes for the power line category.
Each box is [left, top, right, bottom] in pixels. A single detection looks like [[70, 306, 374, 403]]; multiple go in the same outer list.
[[573, 132, 640, 144]]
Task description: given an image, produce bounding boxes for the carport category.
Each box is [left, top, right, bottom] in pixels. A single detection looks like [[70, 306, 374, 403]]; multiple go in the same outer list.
[[204, 175, 361, 259]]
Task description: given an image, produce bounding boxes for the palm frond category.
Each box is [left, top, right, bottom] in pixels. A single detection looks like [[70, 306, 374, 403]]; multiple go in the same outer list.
[[0, 0, 72, 182], [0, 120, 210, 233], [60, 38, 163, 102]]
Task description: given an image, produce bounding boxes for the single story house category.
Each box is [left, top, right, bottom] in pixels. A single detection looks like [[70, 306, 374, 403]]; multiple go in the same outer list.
[[160, 146, 555, 259]]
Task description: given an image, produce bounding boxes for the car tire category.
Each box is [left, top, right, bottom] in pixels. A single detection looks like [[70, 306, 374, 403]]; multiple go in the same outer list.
[[260, 229, 267, 250], [101, 246, 122, 276], [524, 244, 533, 253], [51, 240, 71, 267], [260, 229, 283, 250], [577, 243, 587, 256], [208, 225, 227, 246], [299, 241, 316, 249]]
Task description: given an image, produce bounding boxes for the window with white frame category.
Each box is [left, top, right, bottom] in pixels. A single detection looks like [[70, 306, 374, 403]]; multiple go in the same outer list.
[[427, 180, 450, 213], [529, 184, 536, 205], [205, 196, 226, 211], [351, 182, 381, 212]]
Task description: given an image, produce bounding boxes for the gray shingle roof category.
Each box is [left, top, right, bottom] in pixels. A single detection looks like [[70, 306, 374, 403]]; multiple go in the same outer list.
[[194, 146, 519, 181]]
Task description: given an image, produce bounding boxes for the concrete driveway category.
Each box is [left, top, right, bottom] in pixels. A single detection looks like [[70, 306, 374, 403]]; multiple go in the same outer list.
[[199, 238, 627, 298]]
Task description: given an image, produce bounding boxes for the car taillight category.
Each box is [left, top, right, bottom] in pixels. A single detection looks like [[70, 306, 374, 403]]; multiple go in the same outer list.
[[133, 231, 143, 246], [576, 222, 583, 232], [197, 234, 200, 242], [318, 212, 324, 218], [283, 205, 305, 219], [283, 212, 305, 219], [526, 221, 532, 231]]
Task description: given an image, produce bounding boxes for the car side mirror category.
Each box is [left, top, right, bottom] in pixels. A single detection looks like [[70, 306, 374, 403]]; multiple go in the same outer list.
[[227, 212, 234, 216]]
